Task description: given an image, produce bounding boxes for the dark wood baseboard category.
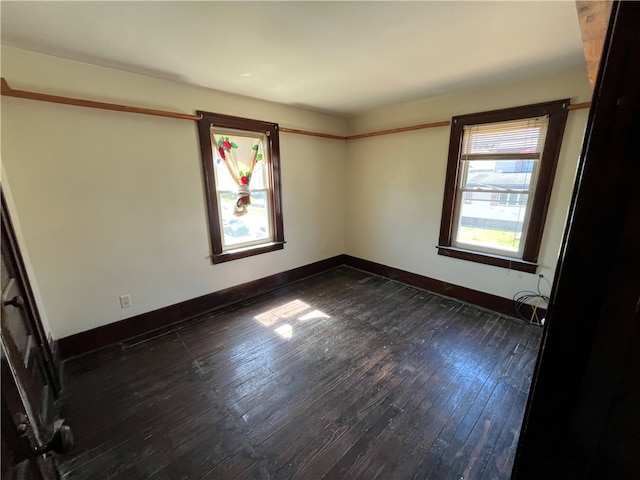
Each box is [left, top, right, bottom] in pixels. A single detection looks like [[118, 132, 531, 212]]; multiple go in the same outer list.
[[58, 255, 347, 359], [342, 255, 545, 321], [59, 253, 542, 359]]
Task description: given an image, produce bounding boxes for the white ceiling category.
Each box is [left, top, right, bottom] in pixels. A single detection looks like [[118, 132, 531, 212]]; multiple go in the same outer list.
[[0, 1, 586, 117]]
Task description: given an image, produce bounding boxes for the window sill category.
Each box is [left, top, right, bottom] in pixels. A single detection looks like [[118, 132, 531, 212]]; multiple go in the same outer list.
[[212, 241, 285, 264], [436, 245, 538, 273]]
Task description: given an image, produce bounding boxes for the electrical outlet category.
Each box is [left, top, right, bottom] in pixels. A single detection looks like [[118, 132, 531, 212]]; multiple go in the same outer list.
[[323, 243, 328, 253], [119, 294, 132, 308]]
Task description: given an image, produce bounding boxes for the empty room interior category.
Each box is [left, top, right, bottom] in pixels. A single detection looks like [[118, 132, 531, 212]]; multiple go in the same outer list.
[[2, 1, 638, 479]]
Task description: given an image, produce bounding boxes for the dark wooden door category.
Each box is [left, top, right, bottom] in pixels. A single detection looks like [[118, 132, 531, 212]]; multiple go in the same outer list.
[[512, 1, 640, 478], [1, 342, 59, 480], [1, 191, 67, 478]]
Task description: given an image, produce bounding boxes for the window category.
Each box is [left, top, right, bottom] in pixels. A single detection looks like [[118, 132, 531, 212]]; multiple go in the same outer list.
[[437, 100, 569, 273], [196, 111, 284, 263]]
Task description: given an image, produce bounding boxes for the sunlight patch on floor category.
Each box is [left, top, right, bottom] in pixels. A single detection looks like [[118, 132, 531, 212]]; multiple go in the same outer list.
[[299, 309, 331, 321], [254, 299, 331, 339], [274, 323, 293, 339], [255, 299, 310, 326]]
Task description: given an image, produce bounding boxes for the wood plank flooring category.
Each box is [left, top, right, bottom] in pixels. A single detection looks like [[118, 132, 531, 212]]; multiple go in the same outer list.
[[57, 267, 542, 479]]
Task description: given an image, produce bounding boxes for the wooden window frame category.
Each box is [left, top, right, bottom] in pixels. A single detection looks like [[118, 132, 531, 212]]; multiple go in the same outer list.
[[437, 100, 569, 273], [196, 111, 284, 264]]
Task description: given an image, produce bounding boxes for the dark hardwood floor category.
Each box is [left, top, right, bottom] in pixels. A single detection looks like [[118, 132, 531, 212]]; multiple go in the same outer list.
[[57, 267, 542, 479]]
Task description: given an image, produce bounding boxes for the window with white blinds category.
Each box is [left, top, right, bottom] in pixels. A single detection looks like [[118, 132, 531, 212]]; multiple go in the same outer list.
[[437, 100, 569, 273], [454, 116, 549, 256]]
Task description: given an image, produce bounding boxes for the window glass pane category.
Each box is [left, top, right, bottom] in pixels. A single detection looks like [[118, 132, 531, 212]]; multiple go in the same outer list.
[[211, 130, 272, 250], [455, 192, 530, 253], [250, 156, 267, 189], [220, 190, 272, 248], [463, 160, 535, 191], [214, 159, 237, 190]]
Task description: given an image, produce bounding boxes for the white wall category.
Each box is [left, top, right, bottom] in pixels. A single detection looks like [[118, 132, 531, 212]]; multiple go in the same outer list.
[[1, 46, 347, 339], [345, 65, 592, 301], [1, 46, 593, 340]]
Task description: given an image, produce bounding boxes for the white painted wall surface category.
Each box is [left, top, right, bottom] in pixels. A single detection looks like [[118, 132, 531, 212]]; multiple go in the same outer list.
[[345, 66, 592, 302], [1, 47, 347, 339], [1, 46, 592, 340]]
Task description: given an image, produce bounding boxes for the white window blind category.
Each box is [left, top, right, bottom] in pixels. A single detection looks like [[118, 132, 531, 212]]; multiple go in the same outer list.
[[461, 116, 548, 160]]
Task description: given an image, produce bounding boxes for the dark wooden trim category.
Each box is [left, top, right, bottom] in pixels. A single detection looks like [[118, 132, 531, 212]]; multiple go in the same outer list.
[[435, 246, 537, 273], [196, 111, 284, 264], [58, 252, 545, 359], [269, 122, 285, 252], [280, 127, 345, 140], [211, 241, 285, 264], [566, 101, 591, 111], [3, 77, 591, 142], [1, 77, 202, 121], [195, 114, 222, 255], [522, 101, 569, 262], [438, 99, 569, 269], [346, 120, 451, 140], [58, 255, 347, 359], [342, 255, 542, 319], [438, 117, 463, 247]]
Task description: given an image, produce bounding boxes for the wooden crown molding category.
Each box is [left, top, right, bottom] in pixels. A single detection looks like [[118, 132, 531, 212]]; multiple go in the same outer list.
[[1, 78, 590, 141]]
